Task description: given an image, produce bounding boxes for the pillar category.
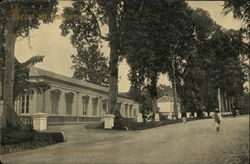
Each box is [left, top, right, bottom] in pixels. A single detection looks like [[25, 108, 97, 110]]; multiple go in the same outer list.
[[76, 92, 80, 122], [88, 96, 93, 116], [31, 113, 48, 131]]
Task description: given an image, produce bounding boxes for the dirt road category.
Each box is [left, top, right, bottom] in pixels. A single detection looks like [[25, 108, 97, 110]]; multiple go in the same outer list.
[[1, 116, 249, 164]]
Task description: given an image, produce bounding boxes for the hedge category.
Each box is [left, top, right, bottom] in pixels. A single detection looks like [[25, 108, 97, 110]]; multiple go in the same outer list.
[[0, 128, 64, 154]]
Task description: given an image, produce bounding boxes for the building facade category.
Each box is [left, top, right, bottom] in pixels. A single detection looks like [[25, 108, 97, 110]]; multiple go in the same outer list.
[[157, 95, 180, 116], [14, 67, 139, 123]]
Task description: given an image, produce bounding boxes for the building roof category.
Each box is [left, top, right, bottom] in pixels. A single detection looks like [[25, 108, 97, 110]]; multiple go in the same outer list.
[[29, 67, 134, 101], [157, 95, 174, 102], [30, 67, 108, 92]]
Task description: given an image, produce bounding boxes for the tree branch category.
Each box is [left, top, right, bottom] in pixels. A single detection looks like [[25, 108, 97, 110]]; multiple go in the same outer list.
[[85, 4, 109, 41]]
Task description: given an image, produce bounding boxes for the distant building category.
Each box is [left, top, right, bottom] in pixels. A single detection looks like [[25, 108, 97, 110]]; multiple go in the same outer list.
[[14, 67, 139, 123], [157, 95, 180, 116]]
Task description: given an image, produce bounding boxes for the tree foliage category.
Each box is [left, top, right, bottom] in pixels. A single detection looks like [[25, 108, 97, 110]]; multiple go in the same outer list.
[[0, 0, 57, 128], [60, 0, 148, 114], [0, 54, 50, 100], [0, 0, 58, 37], [223, 0, 250, 24], [71, 44, 109, 87], [223, 0, 250, 38], [122, 0, 195, 116], [13, 56, 50, 100], [210, 29, 249, 96], [122, 1, 248, 116]]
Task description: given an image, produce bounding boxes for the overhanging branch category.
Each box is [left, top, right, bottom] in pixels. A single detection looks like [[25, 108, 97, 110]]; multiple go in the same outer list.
[[85, 4, 109, 41]]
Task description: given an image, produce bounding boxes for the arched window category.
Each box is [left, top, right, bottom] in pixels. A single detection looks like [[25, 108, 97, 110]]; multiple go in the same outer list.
[[92, 97, 99, 116], [50, 89, 61, 114], [65, 92, 74, 115], [82, 96, 89, 115], [21, 94, 30, 114]]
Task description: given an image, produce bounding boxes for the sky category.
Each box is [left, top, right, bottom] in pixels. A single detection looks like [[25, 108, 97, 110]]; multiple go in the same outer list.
[[15, 1, 244, 92]]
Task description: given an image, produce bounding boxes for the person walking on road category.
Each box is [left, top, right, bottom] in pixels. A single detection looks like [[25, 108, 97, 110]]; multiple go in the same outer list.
[[214, 109, 221, 132], [181, 112, 187, 124]]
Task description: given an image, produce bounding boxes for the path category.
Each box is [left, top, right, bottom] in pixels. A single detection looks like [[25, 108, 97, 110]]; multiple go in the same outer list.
[[0, 116, 249, 164]]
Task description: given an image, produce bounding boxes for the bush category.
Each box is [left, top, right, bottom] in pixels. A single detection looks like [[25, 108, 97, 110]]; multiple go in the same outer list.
[[1, 128, 35, 145], [0, 128, 64, 154], [109, 118, 183, 131], [122, 119, 183, 130], [1, 128, 64, 146], [46, 132, 64, 143], [86, 116, 208, 131], [112, 110, 128, 130]]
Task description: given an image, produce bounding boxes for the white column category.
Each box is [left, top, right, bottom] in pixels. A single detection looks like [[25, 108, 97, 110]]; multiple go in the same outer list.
[[15, 96, 20, 114], [88, 96, 93, 116], [44, 90, 50, 114], [98, 97, 102, 116], [178, 112, 182, 119], [31, 113, 48, 131], [42, 92, 46, 112], [103, 114, 115, 129], [76, 92, 80, 121]]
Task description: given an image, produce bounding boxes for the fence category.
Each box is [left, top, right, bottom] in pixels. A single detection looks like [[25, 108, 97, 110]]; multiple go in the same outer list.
[[19, 116, 33, 129], [48, 116, 101, 124]]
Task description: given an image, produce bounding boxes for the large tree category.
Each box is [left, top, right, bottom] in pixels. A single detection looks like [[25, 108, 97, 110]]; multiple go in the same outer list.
[[175, 8, 219, 116], [0, 0, 57, 128], [123, 0, 195, 117], [210, 28, 249, 112], [60, 0, 143, 114]]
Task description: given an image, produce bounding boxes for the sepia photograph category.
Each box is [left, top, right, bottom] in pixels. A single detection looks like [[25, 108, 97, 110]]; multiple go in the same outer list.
[[0, 0, 249, 163]]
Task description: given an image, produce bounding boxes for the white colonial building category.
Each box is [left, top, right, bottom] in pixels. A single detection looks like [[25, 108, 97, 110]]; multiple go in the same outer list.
[[14, 67, 139, 124], [157, 95, 180, 116]]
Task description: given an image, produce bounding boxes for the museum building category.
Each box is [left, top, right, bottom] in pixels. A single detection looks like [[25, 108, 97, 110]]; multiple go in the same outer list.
[[14, 67, 139, 123]]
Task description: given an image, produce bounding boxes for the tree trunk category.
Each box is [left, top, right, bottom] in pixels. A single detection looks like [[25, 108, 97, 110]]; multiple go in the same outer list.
[[224, 92, 228, 112], [107, 6, 119, 115], [228, 96, 232, 113], [171, 78, 178, 115], [171, 65, 178, 116], [151, 98, 158, 114], [142, 96, 146, 123], [1, 19, 22, 129], [150, 72, 158, 119], [170, 48, 178, 116], [221, 91, 226, 113], [221, 92, 226, 112]]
